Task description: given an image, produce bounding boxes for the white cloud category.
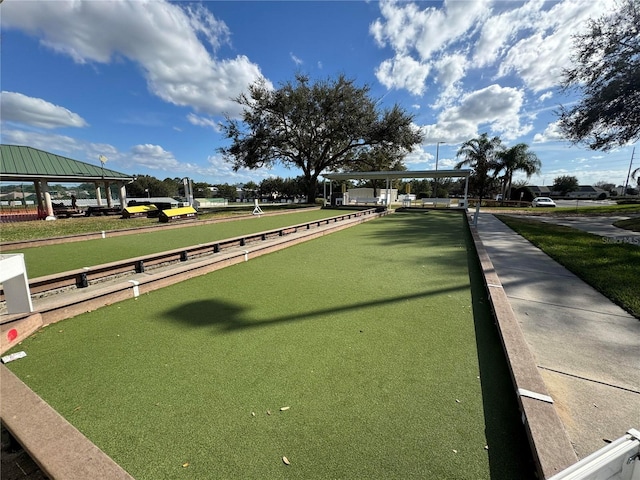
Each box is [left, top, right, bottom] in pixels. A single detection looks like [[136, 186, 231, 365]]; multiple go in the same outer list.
[[472, 0, 545, 69], [533, 121, 567, 143], [403, 146, 434, 166], [2, 0, 270, 118], [1, 128, 85, 154], [375, 55, 430, 96], [371, 0, 489, 62], [431, 53, 467, 108], [187, 113, 220, 131], [497, 1, 615, 92], [1, 91, 88, 129], [371, 0, 617, 95], [290, 52, 303, 65], [538, 91, 553, 102], [439, 84, 531, 140], [202, 154, 272, 184], [130, 144, 188, 170], [1, 126, 274, 184]]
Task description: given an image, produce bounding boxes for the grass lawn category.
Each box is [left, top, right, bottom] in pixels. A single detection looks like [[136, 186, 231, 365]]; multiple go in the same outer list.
[[5, 211, 533, 479], [2, 209, 359, 278], [497, 215, 640, 319], [613, 217, 640, 232], [483, 203, 640, 217]]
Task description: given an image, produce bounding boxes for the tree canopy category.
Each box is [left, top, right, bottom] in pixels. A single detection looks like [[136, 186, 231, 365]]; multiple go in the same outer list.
[[455, 133, 503, 200], [557, 0, 640, 150], [552, 175, 579, 195], [219, 74, 423, 202], [493, 143, 541, 201]]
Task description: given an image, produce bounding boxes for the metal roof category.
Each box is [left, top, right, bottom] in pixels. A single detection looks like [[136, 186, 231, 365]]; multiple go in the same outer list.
[[0, 144, 134, 183], [323, 169, 471, 181]]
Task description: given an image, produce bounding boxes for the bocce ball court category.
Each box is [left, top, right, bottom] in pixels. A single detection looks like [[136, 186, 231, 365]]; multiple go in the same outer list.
[[2, 210, 534, 479]]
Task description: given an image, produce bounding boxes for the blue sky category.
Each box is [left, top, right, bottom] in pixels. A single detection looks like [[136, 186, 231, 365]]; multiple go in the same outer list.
[[1, 0, 636, 188]]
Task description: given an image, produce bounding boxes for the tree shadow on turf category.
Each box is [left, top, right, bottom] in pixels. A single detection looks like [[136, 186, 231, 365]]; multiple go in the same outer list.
[[465, 223, 537, 479], [163, 283, 469, 332]]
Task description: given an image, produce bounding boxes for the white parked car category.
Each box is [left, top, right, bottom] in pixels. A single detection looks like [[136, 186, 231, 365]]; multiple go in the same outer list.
[[532, 197, 556, 207]]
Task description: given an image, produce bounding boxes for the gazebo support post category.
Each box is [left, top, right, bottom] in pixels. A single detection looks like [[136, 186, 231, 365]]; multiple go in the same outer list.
[[119, 184, 128, 210], [95, 184, 103, 207], [33, 181, 43, 217], [40, 180, 54, 218], [105, 182, 113, 208]]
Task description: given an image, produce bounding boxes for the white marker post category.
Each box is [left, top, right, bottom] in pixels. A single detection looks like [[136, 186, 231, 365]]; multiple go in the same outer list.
[[0, 254, 34, 314], [252, 198, 264, 215]]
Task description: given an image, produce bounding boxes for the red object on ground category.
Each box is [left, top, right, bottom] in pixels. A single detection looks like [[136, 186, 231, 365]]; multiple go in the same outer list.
[[7, 329, 18, 342]]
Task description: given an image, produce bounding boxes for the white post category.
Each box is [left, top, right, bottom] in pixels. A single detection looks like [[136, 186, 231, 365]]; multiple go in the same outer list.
[[0, 254, 33, 314], [463, 174, 470, 210], [41, 180, 54, 218], [120, 184, 128, 209], [95, 184, 103, 207], [105, 182, 113, 208], [323, 180, 328, 206]]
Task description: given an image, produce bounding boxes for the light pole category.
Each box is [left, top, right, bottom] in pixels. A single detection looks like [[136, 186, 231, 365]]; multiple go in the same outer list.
[[433, 142, 444, 198]]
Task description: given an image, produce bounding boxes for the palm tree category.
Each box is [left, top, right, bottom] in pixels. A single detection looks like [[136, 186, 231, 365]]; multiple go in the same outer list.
[[455, 133, 503, 203], [494, 143, 541, 202]]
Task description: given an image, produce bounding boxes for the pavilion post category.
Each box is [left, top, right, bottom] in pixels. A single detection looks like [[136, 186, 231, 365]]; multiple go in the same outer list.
[[119, 184, 128, 209], [34, 180, 43, 216], [40, 180, 54, 218], [95, 184, 103, 207], [463, 175, 470, 209], [105, 182, 113, 208]]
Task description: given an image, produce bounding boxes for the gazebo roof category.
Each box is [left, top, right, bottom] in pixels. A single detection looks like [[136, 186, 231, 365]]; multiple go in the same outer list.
[[0, 144, 134, 183], [323, 169, 471, 181]]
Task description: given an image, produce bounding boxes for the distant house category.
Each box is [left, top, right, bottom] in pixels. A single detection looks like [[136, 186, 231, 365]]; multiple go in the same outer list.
[[566, 186, 608, 199], [0, 191, 35, 206], [512, 185, 551, 202]]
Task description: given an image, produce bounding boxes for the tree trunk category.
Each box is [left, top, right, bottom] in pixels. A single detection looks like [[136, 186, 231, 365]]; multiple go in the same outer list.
[[306, 176, 318, 204]]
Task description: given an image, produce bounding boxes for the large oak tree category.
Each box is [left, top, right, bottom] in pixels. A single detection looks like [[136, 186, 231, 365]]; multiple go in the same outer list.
[[219, 74, 423, 202], [557, 0, 640, 150]]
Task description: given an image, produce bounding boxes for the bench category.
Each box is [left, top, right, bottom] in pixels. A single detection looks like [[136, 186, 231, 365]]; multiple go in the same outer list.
[[53, 207, 84, 218], [85, 206, 122, 216], [352, 197, 380, 205], [1, 366, 134, 479], [158, 206, 197, 223], [421, 198, 451, 208], [122, 204, 159, 218]]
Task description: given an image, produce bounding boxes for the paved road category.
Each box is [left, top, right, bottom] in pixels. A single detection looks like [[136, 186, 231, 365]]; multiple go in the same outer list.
[[554, 199, 618, 208], [474, 213, 640, 459]]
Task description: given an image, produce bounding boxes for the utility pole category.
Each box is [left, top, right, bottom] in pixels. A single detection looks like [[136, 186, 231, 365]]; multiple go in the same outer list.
[[623, 147, 635, 196], [433, 141, 444, 198]]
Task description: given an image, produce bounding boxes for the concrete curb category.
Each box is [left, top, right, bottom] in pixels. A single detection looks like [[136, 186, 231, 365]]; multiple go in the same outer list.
[[1, 366, 134, 480], [468, 219, 578, 478]]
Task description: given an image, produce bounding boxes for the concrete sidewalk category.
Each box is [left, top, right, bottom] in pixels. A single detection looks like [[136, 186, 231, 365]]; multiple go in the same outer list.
[[473, 213, 640, 459], [522, 214, 640, 245]]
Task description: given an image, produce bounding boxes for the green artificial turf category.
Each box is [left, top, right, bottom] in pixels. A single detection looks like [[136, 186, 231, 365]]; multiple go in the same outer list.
[[497, 215, 640, 319], [6, 211, 534, 479], [2, 209, 359, 278], [0, 205, 320, 243]]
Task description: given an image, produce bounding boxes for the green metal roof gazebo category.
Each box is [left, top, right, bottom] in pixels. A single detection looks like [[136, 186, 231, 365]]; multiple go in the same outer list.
[[0, 144, 135, 218]]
